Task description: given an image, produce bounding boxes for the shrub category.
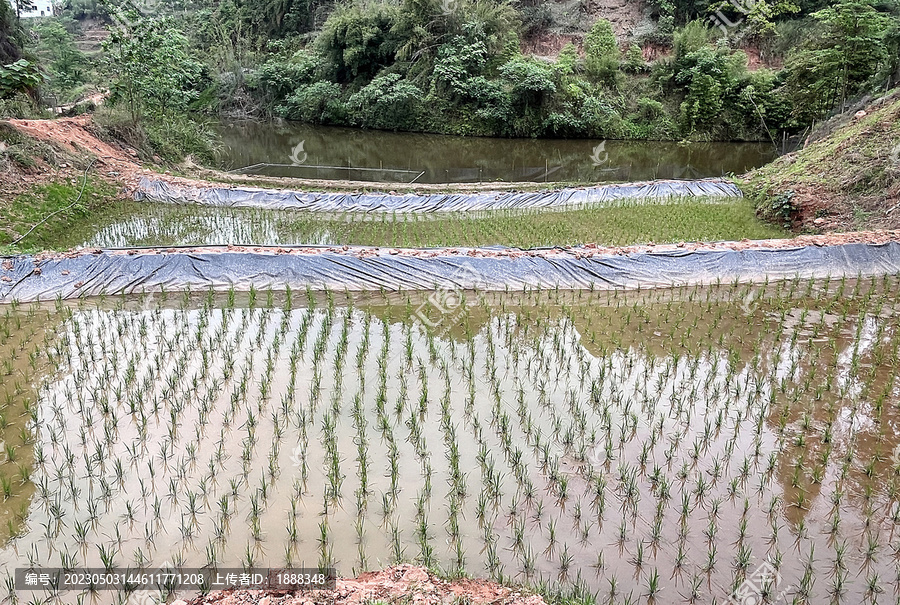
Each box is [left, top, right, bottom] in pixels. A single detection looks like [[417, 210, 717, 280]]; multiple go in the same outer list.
[[347, 73, 423, 130], [673, 20, 709, 60], [316, 3, 400, 84], [637, 97, 665, 120], [579, 96, 625, 138], [555, 43, 579, 76], [279, 81, 346, 124], [0, 93, 43, 118], [622, 44, 648, 73], [499, 55, 556, 112], [0, 59, 43, 99], [584, 19, 620, 85], [758, 189, 798, 228], [249, 51, 321, 106], [93, 105, 221, 164], [430, 36, 489, 101]]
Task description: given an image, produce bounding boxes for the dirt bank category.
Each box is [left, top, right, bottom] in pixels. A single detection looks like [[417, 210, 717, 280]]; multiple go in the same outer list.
[[5, 115, 154, 188], [744, 88, 900, 232], [22, 229, 900, 264], [185, 566, 546, 605]]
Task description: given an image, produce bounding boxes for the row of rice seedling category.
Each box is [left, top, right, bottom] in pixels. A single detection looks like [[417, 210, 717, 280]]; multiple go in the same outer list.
[[0, 274, 899, 604], [78, 198, 785, 250]]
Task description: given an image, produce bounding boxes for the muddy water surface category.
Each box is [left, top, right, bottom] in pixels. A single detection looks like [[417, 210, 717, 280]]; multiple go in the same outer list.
[[1, 279, 899, 604]]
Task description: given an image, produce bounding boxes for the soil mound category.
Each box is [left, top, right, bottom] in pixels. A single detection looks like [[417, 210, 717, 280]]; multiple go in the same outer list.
[[185, 565, 546, 605]]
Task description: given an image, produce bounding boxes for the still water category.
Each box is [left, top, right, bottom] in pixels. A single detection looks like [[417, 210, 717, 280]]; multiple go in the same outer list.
[[217, 121, 777, 184]]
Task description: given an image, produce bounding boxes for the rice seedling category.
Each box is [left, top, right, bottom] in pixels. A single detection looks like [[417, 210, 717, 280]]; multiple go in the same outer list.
[[4, 277, 900, 602]]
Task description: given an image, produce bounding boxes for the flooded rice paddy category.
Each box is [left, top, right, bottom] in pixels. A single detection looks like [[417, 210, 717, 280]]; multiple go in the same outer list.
[[2, 276, 900, 604], [63, 198, 783, 250]]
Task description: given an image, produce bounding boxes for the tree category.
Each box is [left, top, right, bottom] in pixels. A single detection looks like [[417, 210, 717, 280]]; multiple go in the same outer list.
[[13, 0, 37, 21], [583, 18, 619, 84], [706, 0, 799, 36], [0, 0, 21, 64], [784, 0, 893, 122], [103, 16, 208, 122], [316, 3, 400, 84], [30, 19, 87, 93]]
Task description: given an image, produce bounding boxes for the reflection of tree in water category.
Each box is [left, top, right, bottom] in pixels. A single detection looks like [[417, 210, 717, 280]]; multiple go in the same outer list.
[[0, 307, 57, 546], [358, 279, 900, 591], [216, 120, 776, 183], [768, 305, 900, 531]]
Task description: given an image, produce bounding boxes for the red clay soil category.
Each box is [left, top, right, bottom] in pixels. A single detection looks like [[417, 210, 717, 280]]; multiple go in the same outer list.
[[6, 115, 151, 188], [182, 565, 546, 605], [521, 32, 581, 58]]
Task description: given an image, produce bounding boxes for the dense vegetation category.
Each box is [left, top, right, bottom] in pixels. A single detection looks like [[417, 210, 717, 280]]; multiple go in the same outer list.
[[2, 0, 900, 143], [0, 0, 20, 64]]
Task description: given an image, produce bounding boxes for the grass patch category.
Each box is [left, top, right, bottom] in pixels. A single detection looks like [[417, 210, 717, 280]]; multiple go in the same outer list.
[[0, 122, 64, 171], [92, 106, 223, 165], [743, 88, 900, 231], [0, 177, 121, 255], [81, 197, 787, 249]]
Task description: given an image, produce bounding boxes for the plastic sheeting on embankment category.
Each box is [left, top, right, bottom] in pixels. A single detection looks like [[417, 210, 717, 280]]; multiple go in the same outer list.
[[3, 242, 900, 302], [134, 177, 743, 213]]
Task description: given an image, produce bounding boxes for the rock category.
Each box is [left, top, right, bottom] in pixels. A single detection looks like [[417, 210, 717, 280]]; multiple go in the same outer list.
[[855, 110, 867, 119], [259, 598, 271, 605], [814, 217, 825, 225]]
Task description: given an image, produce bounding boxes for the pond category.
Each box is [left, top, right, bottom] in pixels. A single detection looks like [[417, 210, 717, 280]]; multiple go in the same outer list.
[[216, 121, 778, 184]]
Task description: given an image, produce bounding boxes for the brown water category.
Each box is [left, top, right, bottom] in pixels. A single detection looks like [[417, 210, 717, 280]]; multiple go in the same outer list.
[[3, 278, 900, 604], [216, 121, 778, 184]]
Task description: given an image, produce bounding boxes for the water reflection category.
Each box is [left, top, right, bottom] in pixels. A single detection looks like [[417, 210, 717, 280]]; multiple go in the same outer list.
[[2, 280, 899, 605], [216, 121, 777, 184]]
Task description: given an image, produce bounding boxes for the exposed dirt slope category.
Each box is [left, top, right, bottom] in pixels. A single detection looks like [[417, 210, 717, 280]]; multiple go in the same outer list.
[[521, 0, 648, 57], [5, 115, 148, 186], [744, 89, 900, 232], [184, 565, 546, 605]]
